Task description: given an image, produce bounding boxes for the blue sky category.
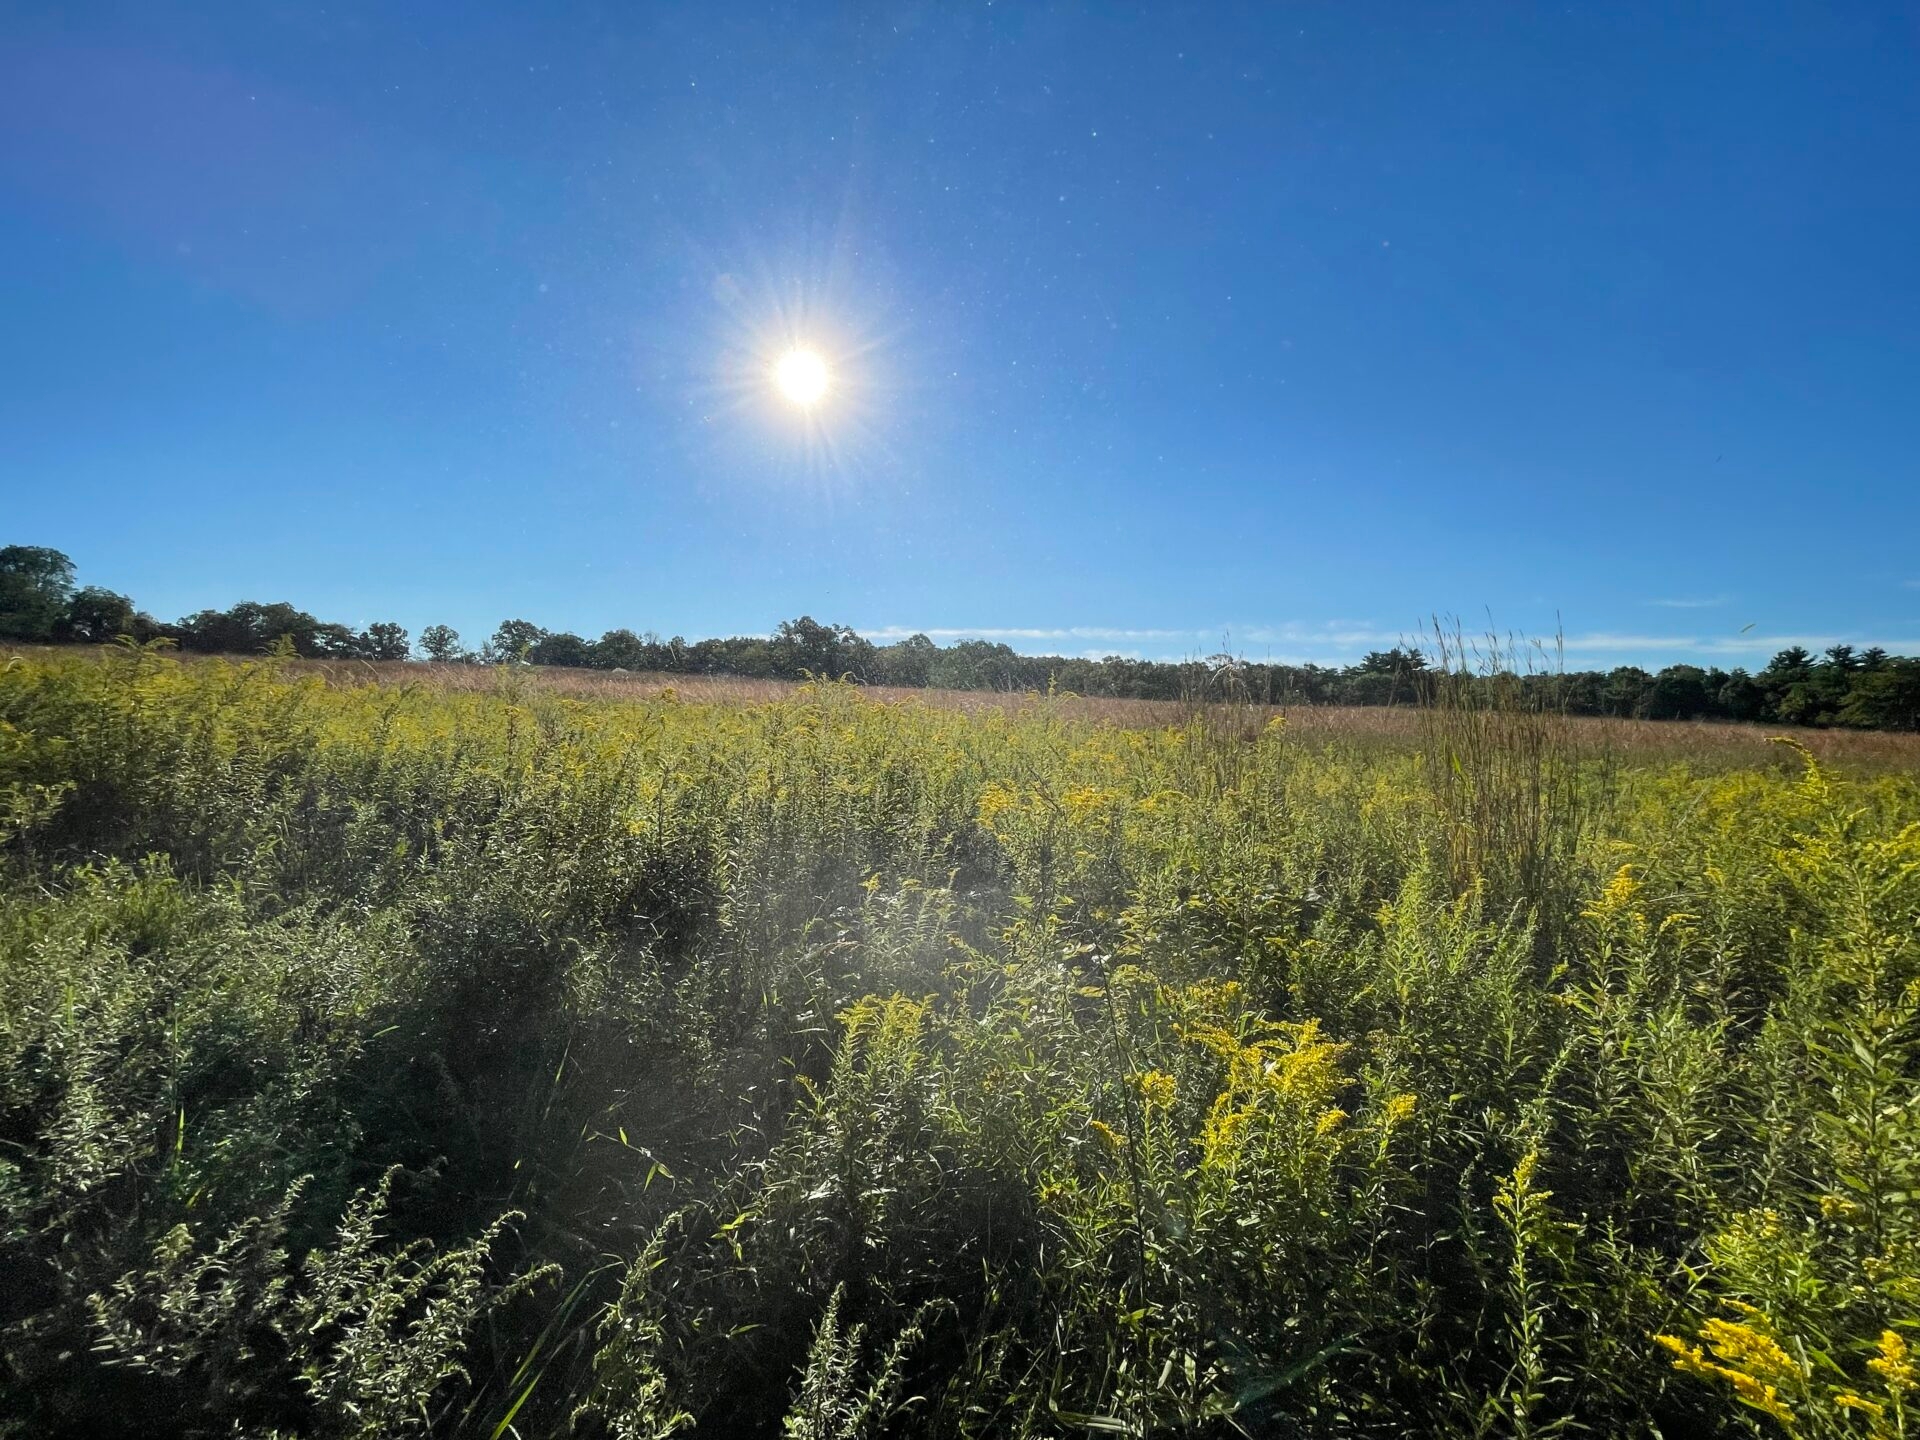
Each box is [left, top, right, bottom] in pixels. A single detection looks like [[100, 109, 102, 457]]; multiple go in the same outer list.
[[3, 2, 1917, 667]]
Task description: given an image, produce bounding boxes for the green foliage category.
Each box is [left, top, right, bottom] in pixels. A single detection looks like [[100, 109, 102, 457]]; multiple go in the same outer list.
[[2, 650, 1919, 1435], [0, 544, 77, 639], [417, 624, 465, 664]]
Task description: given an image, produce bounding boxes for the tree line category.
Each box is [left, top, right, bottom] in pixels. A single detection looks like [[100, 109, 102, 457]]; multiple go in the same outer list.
[[4, 543, 1918, 729]]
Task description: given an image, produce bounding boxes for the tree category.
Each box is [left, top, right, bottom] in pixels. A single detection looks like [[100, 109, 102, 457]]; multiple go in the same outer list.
[[1717, 669, 1764, 722], [0, 545, 77, 639], [592, 628, 651, 671], [1601, 666, 1653, 717], [529, 631, 593, 668], [487, 619, 544, 663], [418, 625, 464, 663], [57, 586, 139, 643], [1356, 647, 1427, 675], [174, 601, 354, 658], [1837, 660, 1920, 731], [1645, 665, 1712, 720], [772, 617, 872, 680], [873, 634, 938, 688], [355, 622, 411, 661]]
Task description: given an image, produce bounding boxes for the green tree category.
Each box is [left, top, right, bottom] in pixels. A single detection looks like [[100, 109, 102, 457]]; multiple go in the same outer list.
[[529, 630, 593, 668], [592, 628, 650, 670], [873, 634, 938, 687], [1837, 660, 1920, 731], [487, 619, 544, 663], [355, 622, 411, 661], [177, 601, 347, 657], [418, 624, 463, 663], [1601, 666, 1653, 717], [773, 616, 872, 680], [1645, 664, 1712, 720], [57, 586, 140, 644], [0, 545, 78, 639]]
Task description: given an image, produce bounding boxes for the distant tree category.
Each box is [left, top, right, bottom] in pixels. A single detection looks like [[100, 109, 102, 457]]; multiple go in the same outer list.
[[355, 622, 411, 661], [1717, 669, 1765, 722], [1645, 665, 1712, 720], [1760, 647, 1819, 721], [930, 639, 1023, 691], [529, 630, 593, 668], [1356, 647, 1426, 675], [172, 600, 356, 658], [1824, 644, 1859, 672], [1602, 666, 1654, 717], [57, 586, 140, 643], [0, 545, 78, 639], [418, 624, 464, 663], [591, 628, 652, 670], [1837, 660, 1920, 731], [874, 633, 938, 687], [487, 619, 544, 663], [1860, 647, 1890, 672], [772, 616, 872, 680]]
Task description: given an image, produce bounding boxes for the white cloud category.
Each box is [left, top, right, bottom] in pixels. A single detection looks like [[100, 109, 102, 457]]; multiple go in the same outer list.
[[1644, 596, 1728, 609], [1560, 632, 1920, 658], [859, 625, 1200, 644], [862, 621, 1920, 666]]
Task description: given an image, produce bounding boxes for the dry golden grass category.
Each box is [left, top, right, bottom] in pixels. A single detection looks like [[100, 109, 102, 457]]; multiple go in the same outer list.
[[268, 657, 1920, 773], [13, 644, 1912, 772]]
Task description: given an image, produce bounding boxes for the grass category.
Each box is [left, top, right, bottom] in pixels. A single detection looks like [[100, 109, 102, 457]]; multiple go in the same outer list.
[[52, 643, 1920, 772], [2, 645, 1919, 1437]]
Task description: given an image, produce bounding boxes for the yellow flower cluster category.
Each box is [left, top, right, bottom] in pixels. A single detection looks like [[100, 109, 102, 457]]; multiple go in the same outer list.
[[1133, 1069, 1177, 1112], [1582, 861, 1643, 925], [1656, 1317, 1807, 1430], [1868, 1329, 1915, 1394]]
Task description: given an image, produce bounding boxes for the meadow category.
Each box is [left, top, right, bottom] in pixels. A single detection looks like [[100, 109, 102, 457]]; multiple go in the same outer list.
[[3, 646, 1919, 1438]]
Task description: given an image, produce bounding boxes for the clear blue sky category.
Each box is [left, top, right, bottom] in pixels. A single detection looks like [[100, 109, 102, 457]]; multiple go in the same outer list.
[[4, 2, 1917, 667]]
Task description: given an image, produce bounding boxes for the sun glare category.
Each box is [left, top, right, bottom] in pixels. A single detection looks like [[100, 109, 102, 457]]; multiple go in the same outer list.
[[774, 347, 830, 407]]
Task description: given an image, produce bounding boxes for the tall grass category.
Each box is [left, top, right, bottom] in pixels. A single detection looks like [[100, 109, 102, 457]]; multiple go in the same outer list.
[[1, 649, 1917, 1436]]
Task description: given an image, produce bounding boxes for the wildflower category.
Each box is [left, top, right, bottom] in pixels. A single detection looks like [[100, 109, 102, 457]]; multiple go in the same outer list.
[[1868, 1330, 1915, 1393], [1088, 1119, 1127, 1152], [1134, 1070, 1177, 1112], [1200, 1098, 1252, 1169], [1657, 1317, 1808, 1431], [1582, 862, 1642, 923], [1834, 1391, 1886, 1420]]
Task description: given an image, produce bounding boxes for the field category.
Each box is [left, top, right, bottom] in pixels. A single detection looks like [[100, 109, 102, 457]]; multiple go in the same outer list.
[[296, 655, 1920, 774], [4, 647, 1920, 1437]]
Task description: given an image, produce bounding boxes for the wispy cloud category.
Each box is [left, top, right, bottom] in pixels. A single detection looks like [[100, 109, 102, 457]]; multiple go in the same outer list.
[[1644, 596, 1728, 609], [860, 625, 1202, 644], [1903, 580, 1920, 590], [863, 622, 1920, 665], [1560, 632, 1920, 657], [860, 622, 1413, 656]]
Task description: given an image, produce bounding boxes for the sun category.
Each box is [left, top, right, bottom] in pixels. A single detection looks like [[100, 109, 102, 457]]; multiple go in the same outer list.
[[774, 347, 830, 407]]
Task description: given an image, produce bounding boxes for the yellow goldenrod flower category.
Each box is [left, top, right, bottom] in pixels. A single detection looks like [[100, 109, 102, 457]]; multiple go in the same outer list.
[[1134, 1069, 1177, 1112], [1869, 1330, 1915, 1393]]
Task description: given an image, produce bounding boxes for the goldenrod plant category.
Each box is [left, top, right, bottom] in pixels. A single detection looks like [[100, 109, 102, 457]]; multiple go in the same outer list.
[[2, 648, 1918, 1435]]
